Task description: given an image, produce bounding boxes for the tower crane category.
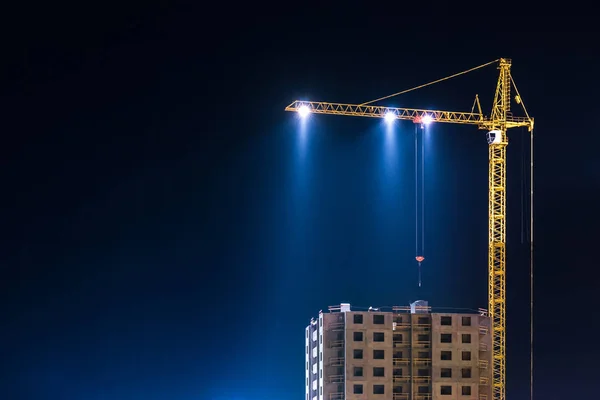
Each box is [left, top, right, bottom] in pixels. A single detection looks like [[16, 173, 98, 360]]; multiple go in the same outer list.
[[285, 58, 534, 400]]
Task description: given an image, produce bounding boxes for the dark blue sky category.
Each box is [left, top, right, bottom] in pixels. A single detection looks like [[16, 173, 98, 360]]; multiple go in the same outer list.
[[1, 8, 598, 400]]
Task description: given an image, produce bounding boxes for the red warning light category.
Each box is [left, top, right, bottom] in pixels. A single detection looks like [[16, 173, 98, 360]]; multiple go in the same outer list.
[[416, 256, 425, 263]]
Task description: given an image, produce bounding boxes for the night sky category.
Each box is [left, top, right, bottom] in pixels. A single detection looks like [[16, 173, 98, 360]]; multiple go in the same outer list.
[[1, 8, 598, 400]]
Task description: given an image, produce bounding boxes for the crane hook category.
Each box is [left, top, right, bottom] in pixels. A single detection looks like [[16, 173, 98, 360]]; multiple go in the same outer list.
[[416, 256, 425, 287]]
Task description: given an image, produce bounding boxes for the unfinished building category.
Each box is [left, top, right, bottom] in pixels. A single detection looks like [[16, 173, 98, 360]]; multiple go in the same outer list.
[[305, 302, 492, 400]]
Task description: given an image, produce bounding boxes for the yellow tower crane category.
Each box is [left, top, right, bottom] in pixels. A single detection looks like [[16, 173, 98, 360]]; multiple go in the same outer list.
[[285, 58, 534, 400]]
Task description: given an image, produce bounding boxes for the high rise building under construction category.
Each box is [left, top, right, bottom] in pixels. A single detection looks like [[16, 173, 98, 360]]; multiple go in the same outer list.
[[305, 302, 492, 400]]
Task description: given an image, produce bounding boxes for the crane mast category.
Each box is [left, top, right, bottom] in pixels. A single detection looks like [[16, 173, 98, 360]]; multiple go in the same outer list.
[[285, 58, 534, 400], [487, 58, 511, 400]]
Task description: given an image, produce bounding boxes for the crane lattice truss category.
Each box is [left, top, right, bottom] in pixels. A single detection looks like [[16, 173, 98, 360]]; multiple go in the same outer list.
[[285, 58, 534, 400]]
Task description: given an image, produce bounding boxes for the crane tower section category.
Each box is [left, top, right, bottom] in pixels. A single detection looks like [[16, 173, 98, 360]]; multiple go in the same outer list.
[[486, 58, 511, 400]]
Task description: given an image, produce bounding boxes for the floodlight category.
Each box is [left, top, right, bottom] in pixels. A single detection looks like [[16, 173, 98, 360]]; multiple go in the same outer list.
[[298, 105, 310, 118], [384, 111, 396, 123], [421, 114, 433, 125]]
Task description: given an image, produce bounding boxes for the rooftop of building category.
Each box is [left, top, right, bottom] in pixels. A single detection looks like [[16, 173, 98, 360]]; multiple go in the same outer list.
[[319, 301, 489, 316]]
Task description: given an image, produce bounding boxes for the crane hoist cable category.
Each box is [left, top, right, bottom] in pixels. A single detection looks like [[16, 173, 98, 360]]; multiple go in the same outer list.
[[414, 123, 425, 287]]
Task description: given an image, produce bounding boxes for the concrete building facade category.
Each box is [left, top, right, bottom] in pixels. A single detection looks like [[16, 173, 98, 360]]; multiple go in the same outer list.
[[305, 302, 491, 400]]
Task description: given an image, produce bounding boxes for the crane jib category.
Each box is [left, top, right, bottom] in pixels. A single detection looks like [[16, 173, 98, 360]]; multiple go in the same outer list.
[[285, 100, 532, 130]]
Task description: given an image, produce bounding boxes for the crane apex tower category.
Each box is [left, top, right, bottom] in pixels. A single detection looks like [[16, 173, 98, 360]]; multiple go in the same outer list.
[[305, 302, 492, 400]]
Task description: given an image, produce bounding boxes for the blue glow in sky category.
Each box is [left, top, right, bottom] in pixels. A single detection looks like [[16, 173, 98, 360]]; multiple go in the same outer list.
[[2, 18, 597, 400]]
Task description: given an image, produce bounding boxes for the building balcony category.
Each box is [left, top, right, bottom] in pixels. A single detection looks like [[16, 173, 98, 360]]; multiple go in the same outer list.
[[328, 374, 344, 383], [413, 340, 431, 347], [329, 392, 343, 400], [479, 342, 488, 351], [330, 322, 344, 331], [413, 376, 431, 383], [414, 394, 432, 400], [329, 357, 344, 367], [413, 358, 432, 365], [393, 393, 409, 400], [393, 322, 411, 329], [479, 376, 489, 385], [413, 323, 431, 329], [330, 340, 344, 349], [393, 358, 410, 366], [392, 376, 410, 383], [478, 360, 489, 369]]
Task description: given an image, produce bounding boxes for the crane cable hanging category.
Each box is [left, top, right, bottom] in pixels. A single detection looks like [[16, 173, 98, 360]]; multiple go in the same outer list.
[[359, 59, 500, 106], [421, 127, 424, 264], [415, 123, 425, 287]]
